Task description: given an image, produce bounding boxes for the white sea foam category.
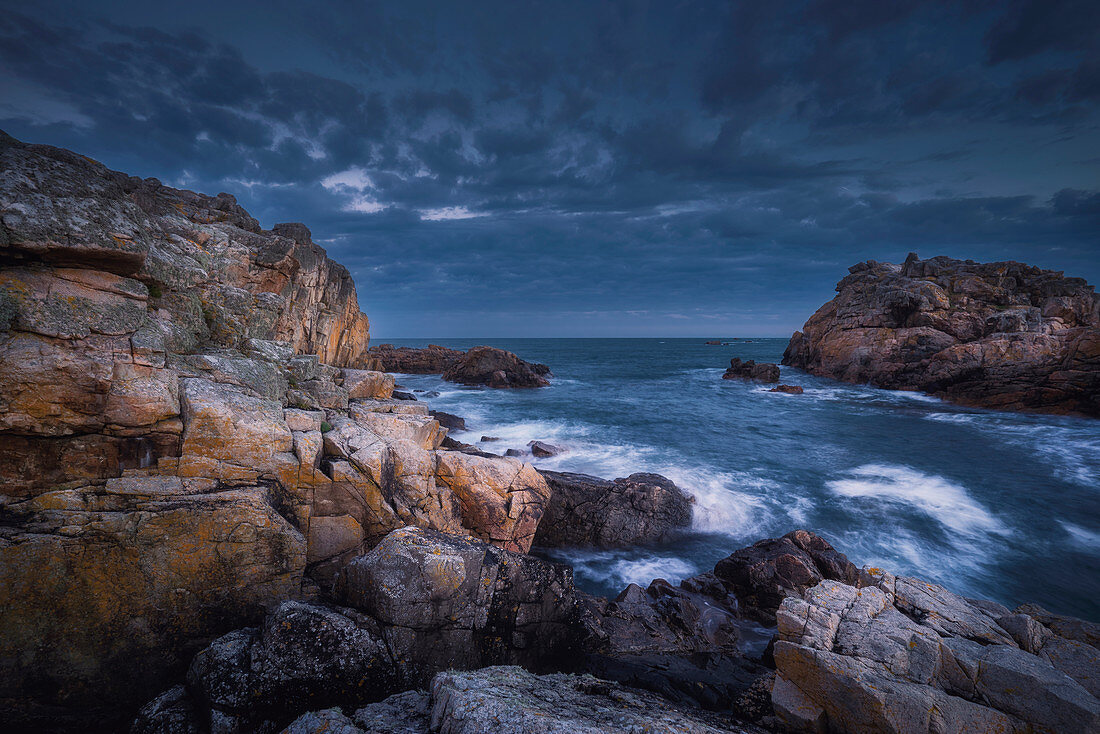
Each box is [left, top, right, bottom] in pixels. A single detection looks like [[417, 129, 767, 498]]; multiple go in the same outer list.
[[827, 464, 1006, 537], [1062, 522, 1100, 550]]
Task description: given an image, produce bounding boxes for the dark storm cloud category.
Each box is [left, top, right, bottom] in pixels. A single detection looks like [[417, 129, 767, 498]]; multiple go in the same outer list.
[[1, 0, 1097, 336]]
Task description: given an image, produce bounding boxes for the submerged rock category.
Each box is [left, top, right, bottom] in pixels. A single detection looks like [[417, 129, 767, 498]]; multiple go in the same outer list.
[[783, 253, 1100, 416], [535, 470, 692, 548], [442, 345, 551, 388], [769, 384, 804, 394], [722, 358, 780, 383], [528, 439, 564, 457]]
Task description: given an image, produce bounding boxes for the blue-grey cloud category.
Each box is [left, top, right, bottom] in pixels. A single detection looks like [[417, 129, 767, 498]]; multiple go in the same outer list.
[[0, 0, 1096, 337]]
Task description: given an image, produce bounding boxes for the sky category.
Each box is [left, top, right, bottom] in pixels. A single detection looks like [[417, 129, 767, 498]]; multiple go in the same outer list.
[[1, 0, 1098, 337]]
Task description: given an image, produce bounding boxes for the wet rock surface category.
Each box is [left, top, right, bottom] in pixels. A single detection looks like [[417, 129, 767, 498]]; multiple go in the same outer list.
[[783, 253, 1100, 416], [534, 470, 693, 548], [722, 357, 780, 382], [442, 345, 551, 388]]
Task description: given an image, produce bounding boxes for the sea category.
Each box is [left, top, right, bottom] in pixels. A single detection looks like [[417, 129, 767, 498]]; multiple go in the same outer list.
[[381, 337, 1100, 622]]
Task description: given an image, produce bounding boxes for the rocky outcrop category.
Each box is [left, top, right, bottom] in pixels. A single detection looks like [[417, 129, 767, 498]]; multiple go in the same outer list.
[[335, 527, 582, 686], [772, 568, 1100, 733], [712, 530, 859, 625], [0, 135, 554, 730], [769, 384, 804, 394], [783, 253, 1100, 416], [534, 471, 693, 548], [366, 343, 465, 373], [134, 527, 583, 732], [442, 345, 551, 388], [722, 358, 780, 382]]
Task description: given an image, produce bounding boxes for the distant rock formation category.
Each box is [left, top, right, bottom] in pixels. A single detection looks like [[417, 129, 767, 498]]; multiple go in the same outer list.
[[722, 357, 780, 382], [442, 345, 551, 387], [369, 343, 551, 388], [367, 343, 465, 373], [783, 253, 1100, 416]]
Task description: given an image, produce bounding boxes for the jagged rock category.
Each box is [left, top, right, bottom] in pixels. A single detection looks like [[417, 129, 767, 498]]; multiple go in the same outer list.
[[342, 369, 394, 400], [186, 601, 394, 731], [580, 579, 772, 712], [772, 570, 1100, 733], [367, 344, 466, 373], [0, 481, 306, 730], [429, 410, 466, 430], [783, 253, 1100, 416], [442, 346, 551, 388], [428, 666, 759, 733], [712, 529, 859, 624], [352, 690, 431, 733], [435, 451, 550, 552], [130, 685, 203, 734], [282, 709, 364, 734], [335, 527, 582, 687], [769, 384, 803, 394], [528, 439, 564, 457], [722, 357, 780, 382], [534, 471, 692, 548]]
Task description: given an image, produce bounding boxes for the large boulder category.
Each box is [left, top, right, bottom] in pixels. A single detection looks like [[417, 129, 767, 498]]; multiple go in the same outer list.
[[783, 253, 1100, 416], [721, 358, 780, 383], [442, 346, 551, 388], [772, 568, 1100, 733], [534, 471, 693, 548], [712, 529, 859, 624], [335, 527, 582, 686]]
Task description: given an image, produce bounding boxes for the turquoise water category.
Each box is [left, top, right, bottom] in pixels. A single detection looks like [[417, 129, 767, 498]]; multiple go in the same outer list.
[[383, 338, 1100, 621]]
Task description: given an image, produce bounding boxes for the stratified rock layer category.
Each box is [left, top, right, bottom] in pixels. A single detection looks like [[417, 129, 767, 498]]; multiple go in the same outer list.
[[772, 569, 1100, 733], [783, 253, 1100, 416], [0, 134, 552, 730]]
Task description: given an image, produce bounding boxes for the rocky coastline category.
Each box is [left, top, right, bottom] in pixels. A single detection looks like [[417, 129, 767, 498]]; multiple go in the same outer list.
[[783, 253, 1100, 417], [3, 136, 1099, 733]]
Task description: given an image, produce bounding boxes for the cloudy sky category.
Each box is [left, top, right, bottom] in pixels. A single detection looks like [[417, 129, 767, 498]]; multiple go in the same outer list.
[[2, 0, 1097, 337]]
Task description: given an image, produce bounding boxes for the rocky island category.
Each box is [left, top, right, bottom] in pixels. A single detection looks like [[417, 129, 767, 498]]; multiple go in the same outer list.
[[2, 135, 1099, 734], [783, 253, 1100, 416]]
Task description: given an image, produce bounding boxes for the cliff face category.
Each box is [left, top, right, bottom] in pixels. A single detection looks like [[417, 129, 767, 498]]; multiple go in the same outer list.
[[783, 253, 1100, 416], [0, 134, 549, 730]]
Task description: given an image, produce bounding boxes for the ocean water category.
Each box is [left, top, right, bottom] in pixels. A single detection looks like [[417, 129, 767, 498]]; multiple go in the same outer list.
[[382, 337, 1100, 622]]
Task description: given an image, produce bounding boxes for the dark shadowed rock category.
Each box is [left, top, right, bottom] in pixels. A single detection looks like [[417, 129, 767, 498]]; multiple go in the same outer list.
[[768, 384, 804, 394], [535, 471, 693, 548], [713, 529, 859, 624], [391, 390, 417, 400], [783, 253, 1100, 416], [481, 435, 501, 442], [428, 666, 761, 733], [352, 690, 431, 733], [442, 346, 551, 388], [722, 358, 780, 383], [366, 344, 465, 374], [429, 410, 466, 430], [528, 439, 564, 457], [505, 448, 525, 457], [335, 527, 582, 687]]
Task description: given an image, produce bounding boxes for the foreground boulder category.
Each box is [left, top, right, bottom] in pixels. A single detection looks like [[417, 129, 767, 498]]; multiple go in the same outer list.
[[535, 471, 693, 548], [713, 530, 860, 625], [442, 345, 551, 388], [722, 358, 780, 383], [335, 527, 582, 685], [772, 569, 1100, 733], [783, 253, 1100, 416]]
